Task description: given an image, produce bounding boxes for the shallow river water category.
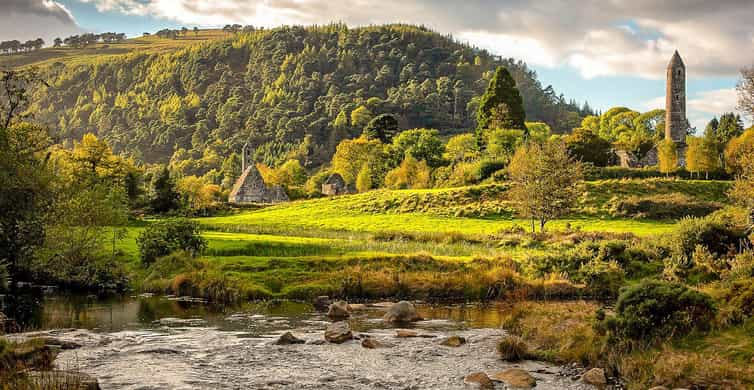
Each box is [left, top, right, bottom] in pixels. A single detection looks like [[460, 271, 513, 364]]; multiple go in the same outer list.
[[8, 295, 597, 389]]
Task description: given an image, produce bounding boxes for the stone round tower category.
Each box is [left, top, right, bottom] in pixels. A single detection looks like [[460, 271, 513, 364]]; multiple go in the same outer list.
[[665, 50, 687, 164]]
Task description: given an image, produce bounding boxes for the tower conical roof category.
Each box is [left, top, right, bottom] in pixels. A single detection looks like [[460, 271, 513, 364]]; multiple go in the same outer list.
[[668, 50, 685, 68]]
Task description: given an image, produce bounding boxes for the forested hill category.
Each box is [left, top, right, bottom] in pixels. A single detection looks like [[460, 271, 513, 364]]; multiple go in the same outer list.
[[28, 24, 590, 172]]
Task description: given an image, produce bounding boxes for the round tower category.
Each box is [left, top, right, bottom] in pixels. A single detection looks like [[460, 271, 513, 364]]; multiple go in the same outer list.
[[665, 50, 686, 144]]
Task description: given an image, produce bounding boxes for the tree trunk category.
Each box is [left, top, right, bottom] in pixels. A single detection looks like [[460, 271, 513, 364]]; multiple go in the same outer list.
[[540, 217, 546, 233]]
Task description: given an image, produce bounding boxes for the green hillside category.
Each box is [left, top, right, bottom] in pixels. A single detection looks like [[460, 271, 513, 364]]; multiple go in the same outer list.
[[21, 24, 590, 180]]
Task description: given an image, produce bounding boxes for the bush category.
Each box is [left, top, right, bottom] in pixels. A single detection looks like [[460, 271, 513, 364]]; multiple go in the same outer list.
[[576, 260, 626, 298], [584, 166, 731, 181], [668, 212, 748, 260], [606, 280, 716, 344], [137, 218, 207, 266], [497, 335, 529, 361], [609, 193, 722, 220]]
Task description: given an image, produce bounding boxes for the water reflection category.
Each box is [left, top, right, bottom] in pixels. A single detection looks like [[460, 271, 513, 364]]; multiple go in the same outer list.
[[2, 294, 513, 333]]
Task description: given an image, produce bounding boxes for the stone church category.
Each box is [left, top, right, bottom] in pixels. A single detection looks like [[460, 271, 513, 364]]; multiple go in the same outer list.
[[228, 143, 289, 204], [618, 50, 688, 167]]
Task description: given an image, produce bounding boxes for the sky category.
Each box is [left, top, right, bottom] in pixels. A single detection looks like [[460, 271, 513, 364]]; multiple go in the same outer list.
[[3, 0, 753, 132]]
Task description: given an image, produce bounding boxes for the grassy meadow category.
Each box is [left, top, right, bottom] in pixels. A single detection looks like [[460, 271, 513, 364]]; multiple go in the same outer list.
[[0, 29, 228, 69], [109, 178, 733, 303]]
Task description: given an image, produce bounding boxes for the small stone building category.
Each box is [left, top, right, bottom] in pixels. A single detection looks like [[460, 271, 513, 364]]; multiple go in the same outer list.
[[228, 165, 289, 204], [321, 173, 348, 196]]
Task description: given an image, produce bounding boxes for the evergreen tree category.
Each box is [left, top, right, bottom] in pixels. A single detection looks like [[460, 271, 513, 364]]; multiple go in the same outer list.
[[476, 66, 526, 143], [363, 114, 399, 143], [151, 167, 180, 213]]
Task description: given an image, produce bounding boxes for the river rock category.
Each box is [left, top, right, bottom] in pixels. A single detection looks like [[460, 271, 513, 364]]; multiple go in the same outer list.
[[396, 330, 419, 338], [327, 300, 351, 319], [383, 301, 422, 323], [324, 321, 352, 343], [361, 337, 390, 349], [464, 372, 494, 389], [313, 296, 331, 310], [648, 387, 669, 390], [440, 335, 466, 347], [28, 370, 101, 390], [275, 332, 305, 345], [582, 368, 607, 387], [41, 337, 82, 350], [491, 368, 536, 389]]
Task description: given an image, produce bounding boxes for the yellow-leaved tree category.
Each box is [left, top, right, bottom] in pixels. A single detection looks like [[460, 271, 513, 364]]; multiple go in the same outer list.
[[657, 139, 678, 177], [384, 155, 431, 189]]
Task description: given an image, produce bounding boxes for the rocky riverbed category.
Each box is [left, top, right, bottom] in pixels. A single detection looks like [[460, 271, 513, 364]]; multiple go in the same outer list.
[[11, 299, 599, 389]]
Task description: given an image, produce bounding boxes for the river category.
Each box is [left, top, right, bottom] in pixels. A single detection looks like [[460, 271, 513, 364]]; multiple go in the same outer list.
[[4, 294, 596, 389]]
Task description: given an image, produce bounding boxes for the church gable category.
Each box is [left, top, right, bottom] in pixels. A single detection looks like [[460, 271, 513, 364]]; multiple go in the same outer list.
[[228, 165, 289, 204]]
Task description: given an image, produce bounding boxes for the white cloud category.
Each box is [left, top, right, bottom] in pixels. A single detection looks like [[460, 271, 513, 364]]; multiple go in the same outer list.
[[644, 88, 745, 133], [71, 0, 754, 80], [0, 0, 81, 43]]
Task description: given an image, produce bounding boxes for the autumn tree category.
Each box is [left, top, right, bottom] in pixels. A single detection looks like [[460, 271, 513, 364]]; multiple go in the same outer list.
[[724, 128, 754, 174], [384, 155, 431, 189], [658, 139, 679, 177], [508, 139, 583, 233], [331, 135, 389, 185], [476, 67, 526, 144], [685, 136, 718, 179], [350, 105, 374, 131]]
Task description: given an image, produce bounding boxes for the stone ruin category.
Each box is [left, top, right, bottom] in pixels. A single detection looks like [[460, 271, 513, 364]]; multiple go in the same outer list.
[[321, 173, 349, 196]]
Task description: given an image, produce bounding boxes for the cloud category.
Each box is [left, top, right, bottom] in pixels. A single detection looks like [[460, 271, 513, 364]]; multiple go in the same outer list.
[[644, 88, 745, 132], [0, 0, 81, 44], [75, 0, 754, 80]]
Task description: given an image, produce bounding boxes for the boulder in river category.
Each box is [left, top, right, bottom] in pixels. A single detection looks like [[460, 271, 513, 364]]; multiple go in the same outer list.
[[275, 332, 305, 345], [324, 321, 353, 343], [463, 372, 494, 389], [491, 368, 536, 389], [383, 301, 422, 324], [440, 335, 466, 347], [327, 300, 351, 319], [582, 368, 607, 388], [361, 337, 390, 349]]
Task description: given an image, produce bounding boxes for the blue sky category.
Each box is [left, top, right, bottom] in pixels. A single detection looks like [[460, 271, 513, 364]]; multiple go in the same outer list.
[[4, 0, 752, 131]]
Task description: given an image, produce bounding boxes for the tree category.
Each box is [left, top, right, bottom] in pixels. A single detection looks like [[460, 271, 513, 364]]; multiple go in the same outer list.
[[0, 122, 53, 289], [193, 27, 200, 36], [137, 219, 207, 266], [53, 38, 63, 47], [443, 133, 479, 163], [705, 112, 744, 168], [565, 127, 613, 166], [730, 152, 754, 229], [507, 139, 583, 232], [724, 128, 754, 174], [350, 105, 373, 133], [485, 128, 525, 163], [391, 128, 444, 167], [384, 155, 432, 189], [272, 159, 307, 187], [1, 68, 48, 129], [150, 167, 180, 213], [177, 176, 222, 214], [331, 135, 389, 184], [476, 67, 526, 141], [355, 164, 373, 192], [658, 139, 678, 177], [737, 66, 754, 120], [363, 114, 399, 143], [525, 122, 551, 142], [685, 136, 718, 179]]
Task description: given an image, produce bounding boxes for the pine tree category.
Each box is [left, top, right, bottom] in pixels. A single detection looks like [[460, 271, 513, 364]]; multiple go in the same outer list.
[[476, 66, 526, 144], [151, 167, 180, 213], [363, 114, 399, 143]]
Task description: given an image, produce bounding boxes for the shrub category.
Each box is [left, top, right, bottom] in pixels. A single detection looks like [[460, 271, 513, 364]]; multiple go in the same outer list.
[[668, 212, 748, 260], [137, 218, 207, 266], [609, 193, 722, 220], [576, 260, 626, 298], [497, 335, 528, 361], [606, 280, 716, 345]]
